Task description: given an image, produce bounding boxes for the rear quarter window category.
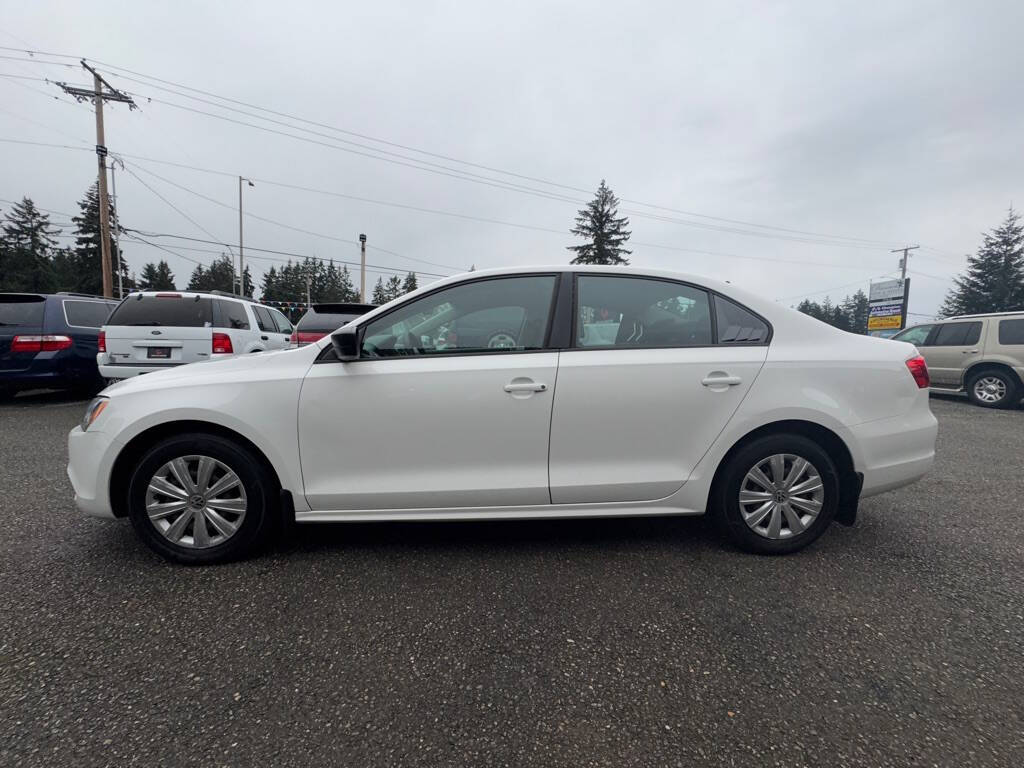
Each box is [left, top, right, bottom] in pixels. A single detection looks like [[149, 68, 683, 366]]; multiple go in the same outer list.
[[63, 300, 113, 328], [998, 318, 1024, 345], [216, 300, 251, 330], [0, 297, 45, 327], [108, 296, 214, 327]]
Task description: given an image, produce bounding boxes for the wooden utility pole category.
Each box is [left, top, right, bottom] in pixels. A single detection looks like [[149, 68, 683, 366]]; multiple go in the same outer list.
[[891, 245, 919, 283], [55, 62, 135, 298], [359, 233, 367, 302]]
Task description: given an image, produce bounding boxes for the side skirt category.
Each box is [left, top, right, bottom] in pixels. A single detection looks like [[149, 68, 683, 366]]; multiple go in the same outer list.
[[295, 504, 703, 524]]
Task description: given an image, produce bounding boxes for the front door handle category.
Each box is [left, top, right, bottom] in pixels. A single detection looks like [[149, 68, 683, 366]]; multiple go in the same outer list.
[[702, 373, 743, 387], [504, 381, 547, 393]]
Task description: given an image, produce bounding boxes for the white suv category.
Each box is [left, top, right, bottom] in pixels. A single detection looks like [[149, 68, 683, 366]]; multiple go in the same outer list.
[[97, 291, 294, 380]]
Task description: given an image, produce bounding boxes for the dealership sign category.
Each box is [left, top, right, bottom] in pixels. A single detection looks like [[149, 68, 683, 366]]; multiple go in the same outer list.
[[867, 278, 910, 337]]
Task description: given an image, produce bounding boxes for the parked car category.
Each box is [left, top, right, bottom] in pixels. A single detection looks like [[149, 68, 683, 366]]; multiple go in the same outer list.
[[69, 266, 937, 564], [892, 311, 1024, 408], [290, 302, 376, 347], [97, 291, 295, 381], [1, 292, 118, 399]]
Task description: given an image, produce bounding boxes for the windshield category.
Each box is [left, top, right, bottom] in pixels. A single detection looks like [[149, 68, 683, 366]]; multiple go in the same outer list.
[[107, 296, 213, 327]]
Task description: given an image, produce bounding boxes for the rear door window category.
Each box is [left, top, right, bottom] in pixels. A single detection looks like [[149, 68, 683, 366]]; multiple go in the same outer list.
[[253, 305, 276, 333], [932, 321, 982, 346], [270, 308, 293, 334], [106, 296, 213, 327], [0, 297, 45, 327], [998, 318, 1024, 345], [217, 300, 251, 330], [63, 300, 113, 328]]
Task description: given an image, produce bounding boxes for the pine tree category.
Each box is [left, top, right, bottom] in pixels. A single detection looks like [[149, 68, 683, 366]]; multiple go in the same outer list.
[[567, 180, 632, 265], [941, 208, 1024, 317], [338, 265, 357, 301], [71, 183, 123, 295], [384, 275, 403, 302], [139, 260, 176, 290], [371, 276, 387, 304], [0, 197, 59, 292], [402, 272, 418, 295], [842, 290, 870, 334]]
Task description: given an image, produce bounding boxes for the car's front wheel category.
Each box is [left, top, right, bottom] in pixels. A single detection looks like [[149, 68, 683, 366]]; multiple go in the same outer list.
[[127, 433, 274, 564], [714, 434, 840, 554], [967, 369, 1019, 409]]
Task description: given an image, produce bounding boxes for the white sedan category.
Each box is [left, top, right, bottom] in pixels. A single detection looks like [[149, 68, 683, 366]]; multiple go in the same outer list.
[[68, 266, 937, 564]]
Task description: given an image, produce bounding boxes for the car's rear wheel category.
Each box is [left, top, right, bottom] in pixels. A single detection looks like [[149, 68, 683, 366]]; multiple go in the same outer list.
[[714, 434, 840, 554], [967, 369, 1018, 409], [127, 433, 274, 564]]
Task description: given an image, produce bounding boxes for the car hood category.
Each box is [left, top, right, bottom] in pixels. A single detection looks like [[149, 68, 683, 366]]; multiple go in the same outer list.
[[101, 347, 311, 397]]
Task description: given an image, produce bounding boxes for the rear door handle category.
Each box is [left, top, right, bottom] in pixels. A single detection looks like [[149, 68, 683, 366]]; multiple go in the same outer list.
[[962, 349, 979, 354], [701, 374, 743, 387], [504, 381, 547, 393]]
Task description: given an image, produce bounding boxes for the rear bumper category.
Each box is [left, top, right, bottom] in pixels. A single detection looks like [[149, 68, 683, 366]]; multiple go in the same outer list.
[[2, 352, 97, 390], [843, 403, 938, 498], [98, 362, 182, 379], [67, 426, 120, 518]]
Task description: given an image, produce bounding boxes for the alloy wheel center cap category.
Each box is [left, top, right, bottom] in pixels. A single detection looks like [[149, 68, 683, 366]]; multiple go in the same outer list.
[[189, 494, 206, 509], [774, 490, 787, 503]]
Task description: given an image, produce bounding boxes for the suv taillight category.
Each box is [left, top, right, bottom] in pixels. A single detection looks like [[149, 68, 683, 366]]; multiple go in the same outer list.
[[11, 334, 73, 353], [97, 330, 106, 353], [212, 332, 233, 354], [905, 355, 930, 389]]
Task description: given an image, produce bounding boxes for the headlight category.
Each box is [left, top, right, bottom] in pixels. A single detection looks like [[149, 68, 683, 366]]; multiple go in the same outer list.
[[81, 397, 109, 432]]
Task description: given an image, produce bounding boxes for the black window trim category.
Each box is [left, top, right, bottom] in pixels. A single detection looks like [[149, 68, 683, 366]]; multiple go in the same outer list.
[[565, 272, 773, 352], [316, 271, 564, 364]]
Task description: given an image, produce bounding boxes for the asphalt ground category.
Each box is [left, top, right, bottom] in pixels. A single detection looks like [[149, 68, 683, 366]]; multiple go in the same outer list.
[[1, 391, 1022, 767]]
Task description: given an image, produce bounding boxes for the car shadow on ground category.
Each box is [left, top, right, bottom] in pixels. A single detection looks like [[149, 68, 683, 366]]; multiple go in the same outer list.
[[0, 388, 94, 408]]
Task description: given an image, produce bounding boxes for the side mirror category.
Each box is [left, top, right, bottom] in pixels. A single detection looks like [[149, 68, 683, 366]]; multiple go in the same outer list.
[[331, 327, 359, 361]]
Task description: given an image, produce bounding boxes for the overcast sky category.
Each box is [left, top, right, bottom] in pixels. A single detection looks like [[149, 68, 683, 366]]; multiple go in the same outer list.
[[2, 0, 1022, 317]]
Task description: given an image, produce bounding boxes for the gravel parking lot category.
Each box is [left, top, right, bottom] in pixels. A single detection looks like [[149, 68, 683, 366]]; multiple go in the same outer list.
[[1, 393, 1022, 767]]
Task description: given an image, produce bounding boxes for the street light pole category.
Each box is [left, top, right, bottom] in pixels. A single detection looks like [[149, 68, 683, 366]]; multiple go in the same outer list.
[[359, 233, 367, 302], [109, 157, 125, 298], [238, 176, 254, 295]]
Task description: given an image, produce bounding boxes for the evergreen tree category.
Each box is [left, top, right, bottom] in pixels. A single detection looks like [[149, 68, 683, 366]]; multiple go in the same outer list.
[[940, 208, 1024, 317], [567, 180, 632, 265], [384, 275, 403, 302], [187, 254, 248, 294], [338, 265, 357, 301], [71, 183, 124, 295], [371, 276, 387, 304], [842, 290, 870, 333], [402, 272, 418, 295], [0, 198, 59, 292], [138, 260, 176, 290]]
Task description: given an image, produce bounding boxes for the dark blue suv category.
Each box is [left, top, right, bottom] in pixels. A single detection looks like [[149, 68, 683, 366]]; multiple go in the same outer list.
[[0, 292, 119, 400]]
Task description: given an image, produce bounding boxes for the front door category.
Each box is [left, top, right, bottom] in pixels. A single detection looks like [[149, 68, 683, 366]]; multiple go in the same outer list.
[[549, 275, 769, 504], [921, 320, 984, 387], [297, 274, 560, 511]]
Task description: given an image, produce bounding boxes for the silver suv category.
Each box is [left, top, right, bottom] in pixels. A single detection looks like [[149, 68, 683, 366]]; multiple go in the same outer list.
[[98, 291, 295, 381], [893, 311, 1024, 408]]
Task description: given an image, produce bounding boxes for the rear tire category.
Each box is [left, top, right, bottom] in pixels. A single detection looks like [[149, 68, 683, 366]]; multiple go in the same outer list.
[[713, 434, 840, 555], [966, 369, 1018, 409], [127, 433, 275, 565]]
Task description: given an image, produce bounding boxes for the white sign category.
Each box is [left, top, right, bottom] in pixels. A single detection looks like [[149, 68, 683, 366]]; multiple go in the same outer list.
[[869, 279, 905, 302]]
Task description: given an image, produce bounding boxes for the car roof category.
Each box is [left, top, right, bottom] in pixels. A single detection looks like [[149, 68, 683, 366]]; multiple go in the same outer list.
[[942, 311, 1024, 320], [123, 290, 256, 304]]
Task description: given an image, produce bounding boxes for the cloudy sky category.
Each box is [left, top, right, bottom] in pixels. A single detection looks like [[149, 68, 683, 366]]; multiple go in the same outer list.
[[2, 0, 1021, 317]]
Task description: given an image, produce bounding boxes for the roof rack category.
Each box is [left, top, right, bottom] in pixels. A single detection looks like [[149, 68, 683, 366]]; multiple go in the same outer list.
[[55, 291, 114, 300]]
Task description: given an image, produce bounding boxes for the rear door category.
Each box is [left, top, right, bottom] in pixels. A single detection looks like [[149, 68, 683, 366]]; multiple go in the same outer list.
[[253, 305, 290, 350], [0, 294, 46, 373], [920, 320, 984, 387], [103, 294, 215, 367], [548, 275, 770, 504]]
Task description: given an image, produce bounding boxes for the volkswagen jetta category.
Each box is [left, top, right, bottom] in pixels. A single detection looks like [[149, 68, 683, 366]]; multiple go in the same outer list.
[[68, 266, 937, 564]]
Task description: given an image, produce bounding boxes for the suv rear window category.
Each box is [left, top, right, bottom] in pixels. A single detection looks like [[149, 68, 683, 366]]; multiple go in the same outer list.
[[108, 296, 213, 327], [998, 318, 1024, 345], [296, 310, 364, 334], [63, 300, 114, 328], [0, 296, 44, 327]]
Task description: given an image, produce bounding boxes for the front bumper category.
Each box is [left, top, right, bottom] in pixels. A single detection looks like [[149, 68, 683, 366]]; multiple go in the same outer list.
[[67, 426, 120, 518]]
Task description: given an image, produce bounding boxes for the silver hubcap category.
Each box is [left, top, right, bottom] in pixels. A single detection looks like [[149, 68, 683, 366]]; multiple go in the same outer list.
[[487, 333, 517, 349], [739, 453, 824, 540], [146, 455, 247, 548], [974, 376, 1006, 403]]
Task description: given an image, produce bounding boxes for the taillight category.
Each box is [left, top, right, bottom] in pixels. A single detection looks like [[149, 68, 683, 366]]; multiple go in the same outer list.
[[98, 330, 106, 353], [295, 331, 324, 347], [905, 355, 930, 389], [212, 332, 234, 354], [10, 334, 73, 353]]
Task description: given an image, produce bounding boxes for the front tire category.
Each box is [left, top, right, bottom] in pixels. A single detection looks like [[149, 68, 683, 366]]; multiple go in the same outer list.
[[967, 369, 1018, 409], [127, 433, 275, 564], [713, 434, 840, 555]]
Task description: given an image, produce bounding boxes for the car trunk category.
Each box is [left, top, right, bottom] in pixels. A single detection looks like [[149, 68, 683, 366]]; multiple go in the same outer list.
[[0, 294, 45, 373], [103, 295, 215, 367]]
